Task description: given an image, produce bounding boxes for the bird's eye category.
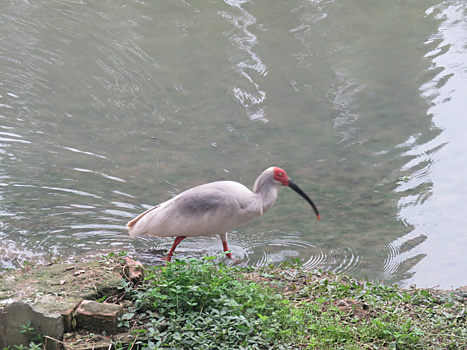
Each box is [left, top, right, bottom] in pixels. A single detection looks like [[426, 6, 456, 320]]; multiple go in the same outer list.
[[279, 172, 284, 176]]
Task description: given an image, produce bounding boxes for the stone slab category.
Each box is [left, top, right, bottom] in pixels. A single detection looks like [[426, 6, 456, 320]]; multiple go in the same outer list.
[[75, 300, 123, 334], [0, 299, 63, 350]]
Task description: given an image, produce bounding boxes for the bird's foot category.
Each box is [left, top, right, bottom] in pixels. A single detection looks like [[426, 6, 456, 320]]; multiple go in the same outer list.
[[225, 253, 241, 264]]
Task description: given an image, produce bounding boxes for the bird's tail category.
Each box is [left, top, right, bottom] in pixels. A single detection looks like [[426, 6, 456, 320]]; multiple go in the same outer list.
[[127, 205, 160, 237]]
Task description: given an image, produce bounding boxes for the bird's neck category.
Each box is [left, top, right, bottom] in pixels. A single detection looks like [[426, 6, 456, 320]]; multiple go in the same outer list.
[[254, 181, 278, 215]]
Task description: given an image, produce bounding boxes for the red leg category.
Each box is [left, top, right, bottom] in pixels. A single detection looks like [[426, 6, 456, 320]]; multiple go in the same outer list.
[[222, 240, 233, 259], [161, 236, 187, 262], [219, 233, 233, 259]]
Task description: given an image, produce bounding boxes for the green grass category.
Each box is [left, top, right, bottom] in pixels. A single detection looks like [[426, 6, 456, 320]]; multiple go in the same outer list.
[[6, 253, 465, 349], [124, 256, 293, 349], [116, 255, 467, 350]]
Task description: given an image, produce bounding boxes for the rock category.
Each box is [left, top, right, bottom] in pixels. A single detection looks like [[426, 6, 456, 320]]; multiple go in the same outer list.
[[34, 294, 83, 333], [0, 260, 126, 347], [75, 300, 123, 334], [0, 299, 63, 350], [336, 299, 349, 307], [123, 257, 144, 282], [0, 261, 124, 301], [455, 285, 467, 299]]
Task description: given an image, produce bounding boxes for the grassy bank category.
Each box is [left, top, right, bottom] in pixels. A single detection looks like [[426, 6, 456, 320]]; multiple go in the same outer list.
[[113, 254, 466, 350], [6, 253, 466, 349]]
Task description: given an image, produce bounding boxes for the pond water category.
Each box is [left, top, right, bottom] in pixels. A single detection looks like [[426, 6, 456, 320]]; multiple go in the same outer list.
[[1, 0, 466, 289]]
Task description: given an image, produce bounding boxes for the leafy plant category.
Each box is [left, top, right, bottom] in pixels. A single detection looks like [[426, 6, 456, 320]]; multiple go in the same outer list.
[[100, 251, 128, 265], [125, 255, 298, 349], [113, 254, 467, 349], [11, 321, 44, 350]]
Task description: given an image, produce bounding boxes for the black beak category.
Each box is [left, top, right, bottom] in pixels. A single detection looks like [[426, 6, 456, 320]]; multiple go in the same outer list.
[[288, 179, 321, 220]]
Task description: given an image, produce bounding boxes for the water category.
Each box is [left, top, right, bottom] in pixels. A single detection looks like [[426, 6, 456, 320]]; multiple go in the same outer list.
[[1, 0, 466, 289]]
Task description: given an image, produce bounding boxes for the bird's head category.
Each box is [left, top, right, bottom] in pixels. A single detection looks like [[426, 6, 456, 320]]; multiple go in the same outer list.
[[273, 167, 290, 186], [273, 166, 321, 220]]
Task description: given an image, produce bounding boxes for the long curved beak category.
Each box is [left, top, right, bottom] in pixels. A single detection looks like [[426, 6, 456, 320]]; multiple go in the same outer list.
[[288, 179, 321, 220]]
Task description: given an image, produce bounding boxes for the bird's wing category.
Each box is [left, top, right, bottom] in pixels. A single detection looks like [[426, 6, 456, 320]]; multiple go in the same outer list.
[[126, 181, 259, 238]]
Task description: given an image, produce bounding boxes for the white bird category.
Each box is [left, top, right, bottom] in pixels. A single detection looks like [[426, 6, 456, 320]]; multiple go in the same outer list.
[[127, 166, 320, 261]]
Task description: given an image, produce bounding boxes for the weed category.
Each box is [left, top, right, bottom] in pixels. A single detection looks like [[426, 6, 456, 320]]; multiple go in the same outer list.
[[0, 322, 46, 350], [100, 251, 128, 265], [123, 255, 298, 349], [18, 321, 43, 344], [112, 255, 467, 349]]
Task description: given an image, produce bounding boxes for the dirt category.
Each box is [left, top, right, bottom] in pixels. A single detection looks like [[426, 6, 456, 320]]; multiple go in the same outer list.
[[0, 260, 124, 303]]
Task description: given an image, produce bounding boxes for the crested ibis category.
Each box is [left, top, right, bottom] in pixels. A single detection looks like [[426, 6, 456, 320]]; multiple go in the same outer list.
[[127, 166, 320, 261]]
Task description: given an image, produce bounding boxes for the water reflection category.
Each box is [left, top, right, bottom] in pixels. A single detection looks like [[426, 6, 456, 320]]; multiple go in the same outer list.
[[220, 0, 268, 121], [275, 0, 444, 285], [394, 1, 467, 288]]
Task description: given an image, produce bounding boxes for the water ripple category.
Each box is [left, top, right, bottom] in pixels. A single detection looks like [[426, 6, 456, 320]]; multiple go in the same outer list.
[[219, 0, 268, 122], [73, 168, 126, 183], [41, 186, 102, 199], [63, 147, 106, 159]]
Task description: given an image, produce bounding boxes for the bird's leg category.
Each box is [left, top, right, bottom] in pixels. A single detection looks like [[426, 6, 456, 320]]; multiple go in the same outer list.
[[162, 236, 187, 262], [219, 233, 232, 259], [222, 241, 233, 259]]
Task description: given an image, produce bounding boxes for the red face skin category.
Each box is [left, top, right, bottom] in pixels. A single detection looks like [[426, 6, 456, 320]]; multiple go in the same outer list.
[[273, 167, 289, 186]]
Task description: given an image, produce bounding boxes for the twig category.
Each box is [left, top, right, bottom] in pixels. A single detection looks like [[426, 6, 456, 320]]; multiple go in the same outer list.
[[128, 333, 140, 350], [16, 259, 25, 270], [44, 335, 64, 346]]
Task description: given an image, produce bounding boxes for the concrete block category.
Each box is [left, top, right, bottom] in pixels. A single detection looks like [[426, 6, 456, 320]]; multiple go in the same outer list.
[[0, 299, 63, 350], [75, 300, 123, 334], [34, 294, 82, 332]]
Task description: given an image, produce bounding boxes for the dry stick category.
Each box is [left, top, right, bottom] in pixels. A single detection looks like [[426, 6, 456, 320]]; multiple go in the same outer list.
[[15, 259, 25, 269], [44, 335, 63, 347], [128, 333, 140, 350]]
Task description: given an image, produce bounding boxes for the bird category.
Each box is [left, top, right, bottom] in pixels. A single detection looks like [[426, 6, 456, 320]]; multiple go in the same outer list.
[[127, 166, 320, 261]]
